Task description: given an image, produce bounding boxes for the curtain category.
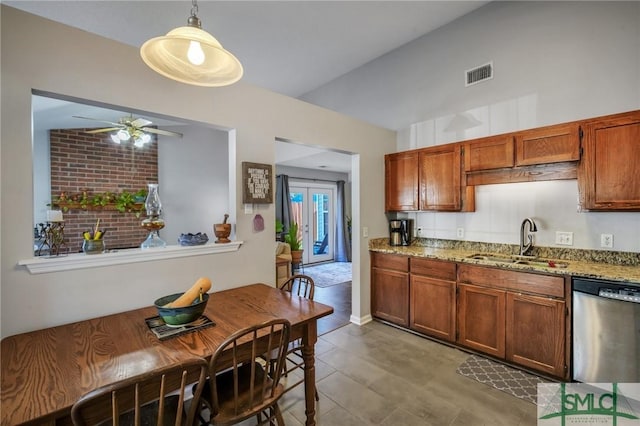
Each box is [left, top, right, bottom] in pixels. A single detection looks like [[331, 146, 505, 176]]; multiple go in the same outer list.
[[275, 175, 292, 237], [335, 180, 351, 262]]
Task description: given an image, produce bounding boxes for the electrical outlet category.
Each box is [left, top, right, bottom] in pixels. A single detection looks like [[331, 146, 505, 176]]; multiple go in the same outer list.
[[456, 228, 465, 238], [600, 233, 613, 248], [555, 231, 573, 246], [362, 227, 368, 238], [416, 227, 424, 237]]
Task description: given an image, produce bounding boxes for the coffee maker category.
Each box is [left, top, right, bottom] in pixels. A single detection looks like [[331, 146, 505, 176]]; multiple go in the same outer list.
[[389, 219, 413, 246]]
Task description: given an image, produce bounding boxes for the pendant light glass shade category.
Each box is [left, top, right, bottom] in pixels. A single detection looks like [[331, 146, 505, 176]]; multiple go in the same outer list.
[[140, 19, 243, 87]]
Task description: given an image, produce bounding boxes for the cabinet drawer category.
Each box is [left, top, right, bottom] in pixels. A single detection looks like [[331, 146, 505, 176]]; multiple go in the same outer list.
[[371, 252, 409, 272], [410, 257, 456, 281], [457, 264, 564, 298]]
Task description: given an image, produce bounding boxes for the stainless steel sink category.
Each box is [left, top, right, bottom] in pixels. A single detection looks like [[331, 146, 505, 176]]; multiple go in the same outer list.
[[467, 253, 569, 269]]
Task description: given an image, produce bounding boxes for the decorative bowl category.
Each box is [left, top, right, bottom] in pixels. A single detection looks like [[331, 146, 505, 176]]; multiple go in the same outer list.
[[154, 292, 209, 326], [178, 232, 209, 246]]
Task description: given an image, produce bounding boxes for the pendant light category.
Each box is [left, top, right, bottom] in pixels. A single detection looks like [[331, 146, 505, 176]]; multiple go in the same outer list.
[[140, 0, 243, 87]]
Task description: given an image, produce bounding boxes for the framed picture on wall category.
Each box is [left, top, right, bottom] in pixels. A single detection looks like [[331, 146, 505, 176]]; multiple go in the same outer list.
[[242, 162, 273, 204]]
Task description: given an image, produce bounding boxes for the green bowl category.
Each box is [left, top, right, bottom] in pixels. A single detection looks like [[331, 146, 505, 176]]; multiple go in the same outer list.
[[154, 292, 209, 326]]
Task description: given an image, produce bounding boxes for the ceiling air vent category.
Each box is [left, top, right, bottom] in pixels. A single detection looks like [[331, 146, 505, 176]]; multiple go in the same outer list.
[[465, 62, 493, 87]]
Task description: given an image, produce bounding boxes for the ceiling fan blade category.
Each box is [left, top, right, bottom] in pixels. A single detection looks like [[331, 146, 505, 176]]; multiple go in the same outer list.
[[72, 115, 122, 127], [141, 127, 183, 138], [131, 118, 153, 127], [84, 127, 122, 134]]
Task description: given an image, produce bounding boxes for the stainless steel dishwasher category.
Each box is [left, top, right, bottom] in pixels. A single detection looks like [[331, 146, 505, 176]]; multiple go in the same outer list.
[[572, 277, 640, 383]]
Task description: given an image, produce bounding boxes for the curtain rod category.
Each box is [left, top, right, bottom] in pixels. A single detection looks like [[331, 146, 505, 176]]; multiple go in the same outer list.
[[281, 175, 340, 183]]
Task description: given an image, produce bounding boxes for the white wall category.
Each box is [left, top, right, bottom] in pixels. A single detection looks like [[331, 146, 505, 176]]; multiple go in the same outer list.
[[303, 1, 640, 253], [159, 125, 230, 245], [0, 6, 396, 337]]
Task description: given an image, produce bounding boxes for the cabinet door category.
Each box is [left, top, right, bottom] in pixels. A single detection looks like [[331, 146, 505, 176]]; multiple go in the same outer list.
[[419, 144, 461, 211], [506, 293, 566, 378], [371, 267, 409, 326], [457, 284, 506, 358], [579, 111, 640, 210], [515, 123, 580, 166], [385, 151, 419, 211], [410, 275, 456, 342], [464, 135, 514, 172]]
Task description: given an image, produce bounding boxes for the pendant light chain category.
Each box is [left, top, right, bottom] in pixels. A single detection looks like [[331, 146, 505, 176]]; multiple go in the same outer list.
[[191, 0, 199, 18]]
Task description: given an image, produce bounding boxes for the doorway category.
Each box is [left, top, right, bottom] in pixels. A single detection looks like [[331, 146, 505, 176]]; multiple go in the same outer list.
[[289, 183, 335, 265]]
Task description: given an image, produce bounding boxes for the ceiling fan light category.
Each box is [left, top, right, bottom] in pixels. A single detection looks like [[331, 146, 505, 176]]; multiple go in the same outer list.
[[117, 129, 131, 141], [140, 25, 243, 87], [134, 138, 145, 148], [141, 133, 152, 144], [110, 134, 121, 144]]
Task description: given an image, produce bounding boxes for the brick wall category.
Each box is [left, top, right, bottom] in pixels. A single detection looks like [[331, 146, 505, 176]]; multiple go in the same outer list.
[[49, 129, 158, 251]]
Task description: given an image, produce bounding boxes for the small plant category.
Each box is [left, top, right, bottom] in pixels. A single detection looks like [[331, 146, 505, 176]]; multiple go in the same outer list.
[[284, 221, 303, 251], [49, 188, 146, 217]]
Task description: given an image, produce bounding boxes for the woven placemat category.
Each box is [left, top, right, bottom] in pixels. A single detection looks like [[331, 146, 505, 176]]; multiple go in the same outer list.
[[456, 354, 548, 404]]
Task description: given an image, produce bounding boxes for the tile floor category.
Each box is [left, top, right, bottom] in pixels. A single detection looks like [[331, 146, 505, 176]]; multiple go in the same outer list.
[[276, 321, 538, 426]]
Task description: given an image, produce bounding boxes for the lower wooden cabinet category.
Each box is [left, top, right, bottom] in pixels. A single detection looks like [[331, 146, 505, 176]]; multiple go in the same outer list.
[[371, 253, 409, 327], [411, 276, 456, 342], [410, 258, 457, 342], [457, 283, 506, 358], [370, 252, 568, 378], [506, 292, 566, 377]]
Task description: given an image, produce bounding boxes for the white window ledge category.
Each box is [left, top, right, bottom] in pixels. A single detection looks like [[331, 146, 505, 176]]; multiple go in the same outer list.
[[18, 241, 243, 274]]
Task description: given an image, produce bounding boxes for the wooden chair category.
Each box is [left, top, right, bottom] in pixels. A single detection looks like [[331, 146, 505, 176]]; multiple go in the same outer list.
[[280, 274, 315, 300], [195, 318, 291, 426], [71, 357, 209, 426], [279, 274, 319, 400]]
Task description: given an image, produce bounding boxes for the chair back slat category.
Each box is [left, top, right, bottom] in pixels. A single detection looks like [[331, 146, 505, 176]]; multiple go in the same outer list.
[[206, 318, 291, 423], [280, 274, 315, 300]]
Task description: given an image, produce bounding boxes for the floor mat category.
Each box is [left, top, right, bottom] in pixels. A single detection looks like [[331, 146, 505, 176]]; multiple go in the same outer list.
[[304, 262, 352, 288], [456, 355, 548, 404]]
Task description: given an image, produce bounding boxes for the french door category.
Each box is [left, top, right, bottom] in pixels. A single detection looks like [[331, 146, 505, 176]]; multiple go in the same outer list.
[[289, 183, 334, 264]]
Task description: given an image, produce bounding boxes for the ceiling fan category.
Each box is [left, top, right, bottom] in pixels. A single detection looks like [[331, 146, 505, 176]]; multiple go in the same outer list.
[[72, 115, 183, 146]]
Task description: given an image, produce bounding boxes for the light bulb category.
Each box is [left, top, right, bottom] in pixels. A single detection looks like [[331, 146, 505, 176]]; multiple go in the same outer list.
[[141, 133, 151, 144], [134, 138, 145, 148], [110, 134, 121, 144], [187, 40, 205, 65], [117, 129, 131, 141]]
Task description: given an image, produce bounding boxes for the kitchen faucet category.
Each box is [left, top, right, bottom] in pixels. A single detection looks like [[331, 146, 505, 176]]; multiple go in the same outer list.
[[519, 217, 537, 256]]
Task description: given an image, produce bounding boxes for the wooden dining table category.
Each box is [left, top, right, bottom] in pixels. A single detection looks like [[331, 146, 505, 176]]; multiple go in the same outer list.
[[1, 283, 333, 426]]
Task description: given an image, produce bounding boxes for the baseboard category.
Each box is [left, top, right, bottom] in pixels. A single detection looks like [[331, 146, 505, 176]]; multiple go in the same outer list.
[[349, 314, 372, 326]]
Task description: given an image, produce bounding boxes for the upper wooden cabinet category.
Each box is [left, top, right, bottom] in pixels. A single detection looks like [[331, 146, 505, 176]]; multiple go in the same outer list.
[[419, 144, 462, 211], [385, 143, 471, 212], [514, 122, 581, 166], [578, 110, 640, 211], [464, 135, 514, 172], [385, 151, 419, 211]]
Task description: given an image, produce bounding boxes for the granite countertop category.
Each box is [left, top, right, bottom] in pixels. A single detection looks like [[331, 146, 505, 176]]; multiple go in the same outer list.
[[369, 238, 640, 284]]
